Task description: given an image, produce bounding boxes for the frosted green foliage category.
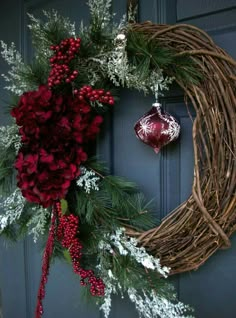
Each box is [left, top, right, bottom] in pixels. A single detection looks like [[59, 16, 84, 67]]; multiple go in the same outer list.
[[27, 206, 49, 242], [107, 34, 173, 94], [107, 33, 130, 86], [128, 288, 194, 318], [0, 125, 21, 153], [149, 70, 174, 97], [0, 41, 29, 95], [98, 228, 193, 318], [0, 189, 25, 232], [88, 0, 127, 37], [88, 0, 113, 30], [77, 0, 127, 86], [0, 125, 20, 195], [28, 10, 76, 58], [27, 13, 51, 59], [99, 269, 122, 318], [76, 166, 100, 193], [43, 10, 76, 37], [99, 228, 170, 277]]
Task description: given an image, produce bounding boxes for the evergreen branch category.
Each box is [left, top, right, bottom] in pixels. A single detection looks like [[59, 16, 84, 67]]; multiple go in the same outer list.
[[28, 10, 76, 57], [0, 125, 20, 195], [126, 30, 202, 86], [86, 161, 156, 230]]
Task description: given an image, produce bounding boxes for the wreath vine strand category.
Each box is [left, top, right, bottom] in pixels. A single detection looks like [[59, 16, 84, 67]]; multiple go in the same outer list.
[[126, 22, 236, 274]]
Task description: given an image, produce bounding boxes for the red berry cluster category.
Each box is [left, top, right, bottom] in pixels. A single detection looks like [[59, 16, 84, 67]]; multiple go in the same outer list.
[[48, 37, 80, 87], [75, 85, 114, 105], [56, 202, 105, 297], [36, 209, 57, 318]]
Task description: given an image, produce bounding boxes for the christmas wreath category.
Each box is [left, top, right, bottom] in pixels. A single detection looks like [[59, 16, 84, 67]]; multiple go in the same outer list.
[[0, 1, 235, 317]]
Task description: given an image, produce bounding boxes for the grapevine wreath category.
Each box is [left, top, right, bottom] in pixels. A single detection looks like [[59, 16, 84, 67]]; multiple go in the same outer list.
[[0, 1, 236, 317]]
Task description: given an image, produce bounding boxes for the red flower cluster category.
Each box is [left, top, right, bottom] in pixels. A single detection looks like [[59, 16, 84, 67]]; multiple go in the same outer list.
[[11, 85, 107, 207], [48, 37, 81, 87], [56, 202, 105, 296]]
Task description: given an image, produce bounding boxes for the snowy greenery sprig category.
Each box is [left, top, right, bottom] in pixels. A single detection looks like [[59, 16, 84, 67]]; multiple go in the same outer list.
[[76, 166, 100, 193], [0, 187, 49, 242], [0, 189, 25, 232], [0, 125, 21, 196], [27, 206, 50, 242], [0, 10, 77, 96], [106, 33, 174, 94], [127, 288, 194, 318], [107, 33, 130, 87], [88, 0, 113, 30], [0, 125, 21, 153], [0, 124, 49, 241], [0, 41, 29, 95], [98, 269, 120, 318], [28, 10, 76, 59], [99, 227, 169, 277], [98, 228, 193, 318]]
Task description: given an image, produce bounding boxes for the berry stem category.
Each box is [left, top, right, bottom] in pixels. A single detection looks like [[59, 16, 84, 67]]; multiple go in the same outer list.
[[35, 205, 57, 318]]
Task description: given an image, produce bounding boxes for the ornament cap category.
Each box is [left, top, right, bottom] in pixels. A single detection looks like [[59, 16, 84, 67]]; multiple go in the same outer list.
[[152, 102, 162, 108]]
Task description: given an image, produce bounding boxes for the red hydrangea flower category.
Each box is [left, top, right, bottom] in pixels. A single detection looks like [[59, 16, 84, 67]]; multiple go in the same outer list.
[[11, 85, 112, 207]]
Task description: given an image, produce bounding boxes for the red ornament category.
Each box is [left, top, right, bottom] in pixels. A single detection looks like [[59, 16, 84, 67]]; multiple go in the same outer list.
[[134, 102, 180, 153]]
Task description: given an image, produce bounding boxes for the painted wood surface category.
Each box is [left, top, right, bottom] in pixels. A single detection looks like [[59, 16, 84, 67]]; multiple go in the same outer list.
[[0, 1, 236, 317]]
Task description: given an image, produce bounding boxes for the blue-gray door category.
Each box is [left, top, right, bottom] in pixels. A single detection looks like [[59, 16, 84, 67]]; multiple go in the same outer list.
[[1, 1, 236, 317]]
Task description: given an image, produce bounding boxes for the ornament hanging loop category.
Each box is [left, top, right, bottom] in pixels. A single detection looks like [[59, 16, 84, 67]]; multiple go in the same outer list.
[[154, 83, 159, 103]]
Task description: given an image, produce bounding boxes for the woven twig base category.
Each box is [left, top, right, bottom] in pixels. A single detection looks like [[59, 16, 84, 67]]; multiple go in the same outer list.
[[126, 22, 236, 275]]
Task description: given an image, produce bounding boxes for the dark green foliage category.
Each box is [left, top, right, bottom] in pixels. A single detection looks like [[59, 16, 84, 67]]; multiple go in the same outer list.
[[78, 22, 113, 58], [87, 0, 113, 48], [62, 159, 160, 298], [0, 143, 17, 196], [78, 228, 175, 306], [101, 251, 172, 297], [0, 224, 18, 241], [127, 30, 202, 85], [29, 11, 76, 50], [68, 162, 156, 231], [169, 54, 202, 85], [21, 59, 49, 87], [127, 31, 173, 72]]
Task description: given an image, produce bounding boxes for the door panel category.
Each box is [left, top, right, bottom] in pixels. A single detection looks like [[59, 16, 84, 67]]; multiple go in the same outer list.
[[177, 0, 236, 21], [0, 1, 235, 317]]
